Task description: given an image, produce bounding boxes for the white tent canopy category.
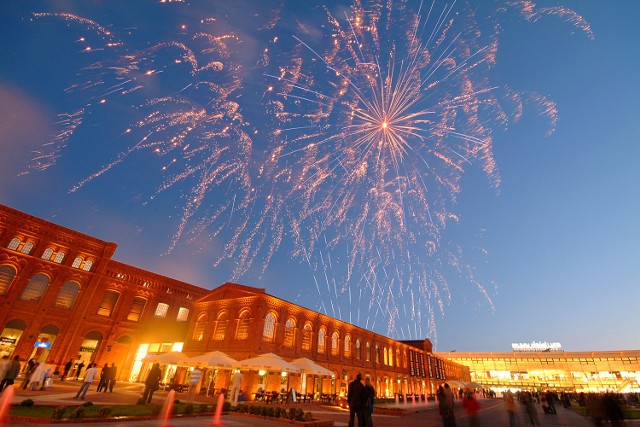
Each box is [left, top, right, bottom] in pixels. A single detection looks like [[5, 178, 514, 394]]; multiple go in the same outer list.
[[188, 351, 238, 369], [237, 353, 301, 373], [290, 358, 333, 376], [145, 351, 193, 366]]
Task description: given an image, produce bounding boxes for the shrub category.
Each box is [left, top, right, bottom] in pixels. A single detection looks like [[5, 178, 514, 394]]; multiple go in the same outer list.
[[304, 411, 313, 421], [136, 397, 146, 405], [81, 401, 93, 407], [20, 399, 34, 407], [184, 404, 194, 414], [69, 406, 85, 419], [51, 406, 66, 420], [222, 401, 231, 412], [266, 406, 274, 417], [97, 407, 112, 417], [199, 403, 209, 413], [295, 408, 305, 421], [288, 407, 296, 420], [260, 406, 268, 416], [250, 405, 260, 415], [151, 405, 162, 416], [274, 407, 281, 418]]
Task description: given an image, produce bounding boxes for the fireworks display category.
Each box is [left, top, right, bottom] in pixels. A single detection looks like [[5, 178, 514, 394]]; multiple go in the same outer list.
[[18, 0, 592, 342]]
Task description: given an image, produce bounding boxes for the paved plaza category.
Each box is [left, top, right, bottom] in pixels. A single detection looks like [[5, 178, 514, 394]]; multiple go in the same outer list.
[[6, 379, 637, 426]]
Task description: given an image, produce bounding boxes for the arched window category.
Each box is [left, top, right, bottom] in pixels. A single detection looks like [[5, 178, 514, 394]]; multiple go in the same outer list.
[[72, 257, 83, 268], [0, 265, 17, 295], [389, 348, 393, 367], [317, 328, 326, 353], [344, 335, 351, 358], [403, 351, 408, 369], [41, 248, 54, 260], [21, 241, 34, 254], [283, 318, 296, 348], [375, 345, 380, 364], [263, 313, 277, 342], [384, 347, 388, 365], [366, 342, 371, 362], [21, 273, 49, 302], [301, 323, 313, 351], [213, 311, 228, 341], [331, 332, 340, 356], [355, 340, 361, 360], [396, 349, 401, 368], [97, 290, 120, 316], [7, 237, 21, 251], [193, 314, 207, 342], [53, 251, 65, 263], [235, 310, 250, 340], [54, 281, 80, 309], [82, 260, 93, 271]]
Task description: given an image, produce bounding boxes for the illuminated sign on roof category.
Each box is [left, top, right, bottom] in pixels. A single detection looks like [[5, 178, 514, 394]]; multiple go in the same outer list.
[[512, 342, 563, 352]]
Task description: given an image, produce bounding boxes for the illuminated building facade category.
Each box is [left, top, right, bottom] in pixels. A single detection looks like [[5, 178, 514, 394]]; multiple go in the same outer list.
[[439, 350, 640, 392], [0, 203, 467, 393]]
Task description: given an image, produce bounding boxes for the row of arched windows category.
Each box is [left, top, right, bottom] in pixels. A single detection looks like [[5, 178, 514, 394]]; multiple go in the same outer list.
[[0, 265, 80, 308], [190, 308, 408, 368], [6, 237, 93, 271]]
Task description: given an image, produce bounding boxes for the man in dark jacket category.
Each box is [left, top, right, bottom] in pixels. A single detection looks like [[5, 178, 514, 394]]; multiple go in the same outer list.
[[347, 373, 365, 427], [142, 363, 162, 403], [0, 356, 21, 392]]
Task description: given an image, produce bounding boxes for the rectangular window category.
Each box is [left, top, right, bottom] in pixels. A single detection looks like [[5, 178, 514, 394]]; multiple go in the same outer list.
[[155, 302, 169, 318], [97, 290, 120, 317], [177, 307, 189, 322], [127, 297, 146, 322]]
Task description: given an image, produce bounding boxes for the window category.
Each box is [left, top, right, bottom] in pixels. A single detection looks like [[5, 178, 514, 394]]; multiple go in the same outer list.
[[384, 348, 388, 365], [127, 297, 146, 321], [302, 323, 313, 350], [389, 348, 393, 367], [356, 340, 361, 360], [82, 260, 93, 271], [193, 314, 207, 341], [21, 273, 49, 302], [263, 313, 276, 342], [155, 303, 169, 317], [54, 281, 80, 309], [284, 318, 295, 348], [53, 251, 65, 263], [344, 335, 351, 358], [42, 248, 54, 260], [97, 290, 120, 316], [331, 332, 340, 356], [21, 241, 34, 254], [0, 265, 17, 295], [8, 237, 21, 251], [235, 310, 250, 340], [366, 342, 371, 362], [375, 345, 380, 364], [177, 307, 190, 322], [213, 312, 227, 341], [318, 328, 326, 353], [72, 257, 83, 268]]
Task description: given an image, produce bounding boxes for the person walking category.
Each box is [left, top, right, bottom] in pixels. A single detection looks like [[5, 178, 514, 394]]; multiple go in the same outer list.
[[463, 391, 480, 427], [74, 363, 97, 400], [0, 356, 10, 384], [347, 373, 365, 427], [0, 356, 21, 393], [60, 359, 73, 380], [21, 358, 37, 390], [362, 377, 375, 427], [524, 391, 540, 426], [107, 363, 117, 392], [75, 361, 85, 380], [142, 363, 162, 403], [186, 367, 202, 403], [29, 362, 46, 390], [504, 390, 516, 427], [437, 385, 457, 427], [96, 363, 109, 392]]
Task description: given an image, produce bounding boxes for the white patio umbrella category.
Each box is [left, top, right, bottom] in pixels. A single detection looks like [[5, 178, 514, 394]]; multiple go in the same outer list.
[[465, 381, 484, 389], [236, 353, 301, 373], [290, 358, 334, 376], [188, 351, 238, 369], [145, 351, 194, 366]]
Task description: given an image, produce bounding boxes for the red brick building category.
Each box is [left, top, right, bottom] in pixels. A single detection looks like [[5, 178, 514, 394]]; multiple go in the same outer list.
[[0, 203, 468, 396]]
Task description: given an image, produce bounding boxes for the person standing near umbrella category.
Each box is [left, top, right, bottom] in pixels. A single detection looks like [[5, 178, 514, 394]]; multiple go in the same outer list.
[[187, 367, 202, 403], [142, 363, 162, 403], [347, 373, 365, 427]]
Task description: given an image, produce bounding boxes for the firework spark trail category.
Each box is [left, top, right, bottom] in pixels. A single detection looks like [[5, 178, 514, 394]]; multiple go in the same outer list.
[[263, 0, 592, 342]]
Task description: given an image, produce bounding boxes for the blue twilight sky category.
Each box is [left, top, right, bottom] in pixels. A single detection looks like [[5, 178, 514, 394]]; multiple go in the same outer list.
[[1, 1, 639, 352]]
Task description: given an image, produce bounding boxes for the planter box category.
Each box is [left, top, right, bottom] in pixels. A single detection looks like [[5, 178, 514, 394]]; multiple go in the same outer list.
[[229, 413, 334, 426]]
